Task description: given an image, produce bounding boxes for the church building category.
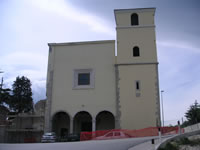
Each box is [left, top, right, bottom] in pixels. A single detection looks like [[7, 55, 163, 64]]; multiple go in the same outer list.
[[44, 8, 161, 137]]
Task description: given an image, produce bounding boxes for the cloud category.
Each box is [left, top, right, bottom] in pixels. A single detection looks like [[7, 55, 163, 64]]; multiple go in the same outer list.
[[157, 40, 200, 54], [28, 0, 115, 36], [157, 40, 200, 81], [1, 51, 47, 68], [157, 40, 200, 125], [164, 84, 200, 125], [0, 0, 116, 103], [0, 51, 47, 101], [32, 79, 46, 102]]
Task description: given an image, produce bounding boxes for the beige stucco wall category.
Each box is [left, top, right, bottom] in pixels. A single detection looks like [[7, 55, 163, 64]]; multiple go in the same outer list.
[[115, 8, 160, 130], [49, 41, 116, 119], [118, 64, 159, 129], [115, 8, 155, 27], [44, 8, 161, 132], [116, 27, 157, 64]]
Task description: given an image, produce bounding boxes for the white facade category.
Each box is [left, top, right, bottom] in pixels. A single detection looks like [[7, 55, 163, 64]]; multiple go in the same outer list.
[[45, 8, 161, 136]]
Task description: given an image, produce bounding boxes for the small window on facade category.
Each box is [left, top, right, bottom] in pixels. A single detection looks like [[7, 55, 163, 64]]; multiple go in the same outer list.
[[73, 69, 94, 89], [136, 81, 140, 90], [131, 13, 139, 26], [78, 73, 90, 85], [133, 46, 140, 57]]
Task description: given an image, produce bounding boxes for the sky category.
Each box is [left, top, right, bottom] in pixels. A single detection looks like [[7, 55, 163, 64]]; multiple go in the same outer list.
[[0, 0, 200, 125]]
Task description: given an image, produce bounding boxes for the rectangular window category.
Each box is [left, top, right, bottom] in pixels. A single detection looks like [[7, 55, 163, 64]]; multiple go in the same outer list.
[[73, 69, 94, 89], [78, 73, 90, 85]]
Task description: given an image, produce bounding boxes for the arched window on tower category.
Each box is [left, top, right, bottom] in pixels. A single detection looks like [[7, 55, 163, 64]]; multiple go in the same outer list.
[[133, 46, 140, 57], [131, 13, 139, 26]]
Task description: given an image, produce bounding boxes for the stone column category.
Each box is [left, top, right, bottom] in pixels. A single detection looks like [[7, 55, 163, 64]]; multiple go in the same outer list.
[[70, 118, 74, 134], [115, 118, 120, 129], [92, 118, 96, 132]]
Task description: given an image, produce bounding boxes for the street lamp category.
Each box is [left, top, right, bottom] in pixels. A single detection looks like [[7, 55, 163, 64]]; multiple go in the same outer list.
[[160, 90, 165, 127]]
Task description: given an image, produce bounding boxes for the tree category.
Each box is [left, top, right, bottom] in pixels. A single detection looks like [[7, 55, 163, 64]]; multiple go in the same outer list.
[[0, 87, 11, 106], [0, 77, 11, 121], [185, 100, 200, 125], [10, 76, 33, 113]]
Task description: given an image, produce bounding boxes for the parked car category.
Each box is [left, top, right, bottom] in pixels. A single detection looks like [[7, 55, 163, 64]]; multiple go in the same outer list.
[[67, 133, 80, 142], [93, 131, 131, 140], [41, 132, 57, 143]]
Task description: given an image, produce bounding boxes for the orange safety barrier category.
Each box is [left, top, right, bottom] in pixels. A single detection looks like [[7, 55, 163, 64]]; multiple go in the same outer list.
[[80, 129, 121, 141], [161, 126, 184, 135], [80, 126, 182, 141], [123, 127, 159, 138]]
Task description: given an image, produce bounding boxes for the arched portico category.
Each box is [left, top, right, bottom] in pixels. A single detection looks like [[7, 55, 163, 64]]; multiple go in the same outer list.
[[96, 111, 115, 130], [73, 111, 92, 133], [52, 111, 70, 137]]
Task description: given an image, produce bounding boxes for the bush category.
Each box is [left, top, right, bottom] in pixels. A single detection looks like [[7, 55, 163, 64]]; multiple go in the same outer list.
[[158, 143, 179, 150], [178, 137, 191, 145]]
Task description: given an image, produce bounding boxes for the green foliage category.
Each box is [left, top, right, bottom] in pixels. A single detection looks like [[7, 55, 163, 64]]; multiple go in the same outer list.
[[10, 76, 33, 113], [158, 142, 179, 150], [185, 101, 200, 125], [178, 137, 191, 145], [178, 137, 200, 146], [159, 137, 200, 150], [165, 143, 179, 150], [181, 120, 190, 128], [0, 105, 10, 121], [0, 87, 11, 106]]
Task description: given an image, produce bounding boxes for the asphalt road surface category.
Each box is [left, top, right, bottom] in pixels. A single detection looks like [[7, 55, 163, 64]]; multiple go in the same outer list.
[[0, 136, 157, 150]]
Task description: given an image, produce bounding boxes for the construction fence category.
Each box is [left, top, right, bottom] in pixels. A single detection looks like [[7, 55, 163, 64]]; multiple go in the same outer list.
[[80, 126, 183, 141]]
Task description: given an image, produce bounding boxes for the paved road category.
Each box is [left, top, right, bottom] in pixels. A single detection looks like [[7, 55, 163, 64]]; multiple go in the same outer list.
[[0, 136, 158, 150]]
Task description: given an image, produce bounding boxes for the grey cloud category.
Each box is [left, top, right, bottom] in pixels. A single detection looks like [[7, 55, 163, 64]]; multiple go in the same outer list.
[[68, 0, 200, 47]]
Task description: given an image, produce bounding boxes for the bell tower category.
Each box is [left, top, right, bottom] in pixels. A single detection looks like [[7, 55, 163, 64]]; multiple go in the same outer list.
[[114, 8, 161, 129]]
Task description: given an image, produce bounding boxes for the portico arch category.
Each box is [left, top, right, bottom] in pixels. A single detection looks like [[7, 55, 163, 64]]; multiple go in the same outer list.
[[52, 111, 70, 137], [73, 111, 92, 133], [96, 111, 115, 130]]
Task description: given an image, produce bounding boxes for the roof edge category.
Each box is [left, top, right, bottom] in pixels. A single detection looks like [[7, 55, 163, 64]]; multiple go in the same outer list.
[[48, 40, 115, 46], [114, 7, 156, 13]]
